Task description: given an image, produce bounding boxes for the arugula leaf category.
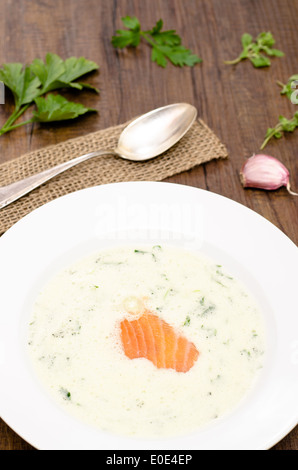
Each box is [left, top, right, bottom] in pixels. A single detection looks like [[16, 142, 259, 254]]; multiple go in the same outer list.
[[112, 16, 202, 67], [261, 112, 298, 149], [32, 94, 96, 122], [225, 31, 284, 67]]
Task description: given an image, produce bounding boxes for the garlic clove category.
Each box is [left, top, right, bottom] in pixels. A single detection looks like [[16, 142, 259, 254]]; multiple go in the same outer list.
[[240, 154, 298, 196]]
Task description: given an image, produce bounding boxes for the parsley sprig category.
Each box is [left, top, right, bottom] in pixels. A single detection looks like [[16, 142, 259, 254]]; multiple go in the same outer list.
[[112, 16, 202, 68], [0, 53, 99, 136], [276, 74, 298, 102], [261, 112, 298, 149], [261, 72, 298, 149], [224, 32, 284, 68]]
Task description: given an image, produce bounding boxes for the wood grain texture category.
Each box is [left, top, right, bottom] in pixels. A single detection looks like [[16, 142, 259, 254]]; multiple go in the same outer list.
[[0, 0, 297, 450]]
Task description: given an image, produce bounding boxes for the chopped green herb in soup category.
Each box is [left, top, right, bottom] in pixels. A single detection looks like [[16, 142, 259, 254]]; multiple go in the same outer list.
[[28, 245, 266, 438]]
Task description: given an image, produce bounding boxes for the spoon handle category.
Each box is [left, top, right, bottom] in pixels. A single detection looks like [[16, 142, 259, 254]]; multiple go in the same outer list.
[[0, 149, 115, 210]]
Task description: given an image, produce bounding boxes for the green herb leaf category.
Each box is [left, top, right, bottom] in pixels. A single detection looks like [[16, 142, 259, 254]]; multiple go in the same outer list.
[[154, 44, 201, 67], [122, 15, 141, 31], [277, 74, 298, 102], [257, 31, 275, 48], [31, 53, 65, 93], [111, 16, 141, 48], [111, 29, 141, 48], [0, 54, 99, 136], [241, 33, 253, 49], [151, 46, 168, 68], [261, 112, 298, 149], [264, 47, 284, 57], [148, 20, 181, 47], [56, 56, 99, 91], [60, 387, 72, 401], [32, 94, 97, 122], [249, 55, 271, 68], [250, 54, 271, 68], [0, 63, 41, 109], [279, 115, 297, 132], [112, 16, 202, 67], [225, 31, 284, 67], [31, 53, 99, 93]]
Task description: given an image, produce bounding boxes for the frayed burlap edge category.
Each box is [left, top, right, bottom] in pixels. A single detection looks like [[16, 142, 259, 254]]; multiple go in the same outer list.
[[0, 118, 228, 234]]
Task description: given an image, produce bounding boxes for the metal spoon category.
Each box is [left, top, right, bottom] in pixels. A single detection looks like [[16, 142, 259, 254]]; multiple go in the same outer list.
[[0, 103, 197, 209]]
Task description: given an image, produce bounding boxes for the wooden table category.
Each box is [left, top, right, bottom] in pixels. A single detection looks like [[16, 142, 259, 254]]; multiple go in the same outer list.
[[0, 0, 297, 451]]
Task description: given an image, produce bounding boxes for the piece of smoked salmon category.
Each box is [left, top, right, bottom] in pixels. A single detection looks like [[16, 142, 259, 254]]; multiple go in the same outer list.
[[120, 312, 199, 373]]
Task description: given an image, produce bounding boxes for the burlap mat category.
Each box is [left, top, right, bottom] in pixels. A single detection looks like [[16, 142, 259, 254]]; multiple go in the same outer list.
[[0, 118, 228, 234]]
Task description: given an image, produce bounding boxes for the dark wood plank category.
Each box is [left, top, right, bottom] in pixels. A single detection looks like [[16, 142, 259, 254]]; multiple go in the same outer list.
[[0, 0, 297, 450]]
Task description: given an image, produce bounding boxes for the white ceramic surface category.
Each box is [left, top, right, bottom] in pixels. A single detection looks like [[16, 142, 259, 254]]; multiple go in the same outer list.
[[0, 182, 297, 450]]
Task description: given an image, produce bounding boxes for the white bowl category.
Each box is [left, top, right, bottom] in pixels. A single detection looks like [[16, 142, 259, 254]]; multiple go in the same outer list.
[[0, 182, 297, 450]]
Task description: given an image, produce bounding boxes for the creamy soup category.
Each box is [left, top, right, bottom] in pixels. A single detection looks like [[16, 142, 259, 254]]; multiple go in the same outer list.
[[27, 245, 266, 438]]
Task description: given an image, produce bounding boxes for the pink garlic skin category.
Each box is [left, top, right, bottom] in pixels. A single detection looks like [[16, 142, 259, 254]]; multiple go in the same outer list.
[[240, 154, 290, 191]]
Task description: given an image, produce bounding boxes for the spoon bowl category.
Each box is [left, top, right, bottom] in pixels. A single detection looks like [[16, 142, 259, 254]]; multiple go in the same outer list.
[[116, 103, 197, 161], [0, 103, 197, 209]]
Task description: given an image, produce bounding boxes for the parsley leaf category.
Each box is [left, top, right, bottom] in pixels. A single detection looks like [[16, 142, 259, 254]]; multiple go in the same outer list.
[[249, 55, 271, 68], [31, 53, 99, 93], [111, 16, 141, 48], [30, 53, 65, 94], [122, 15, 141, 32], [261, 112, 298, 149], [0, 53, 99, 136], [0, 94, 97, 134], [277, 74, 298, 103], [112, 16, 202, 67], [0, 63, 40, 109], [225, 32, 284, 67], [57, 57, 99, 92], [32, 94, 96, 122], [261, 73, 298, 148]]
